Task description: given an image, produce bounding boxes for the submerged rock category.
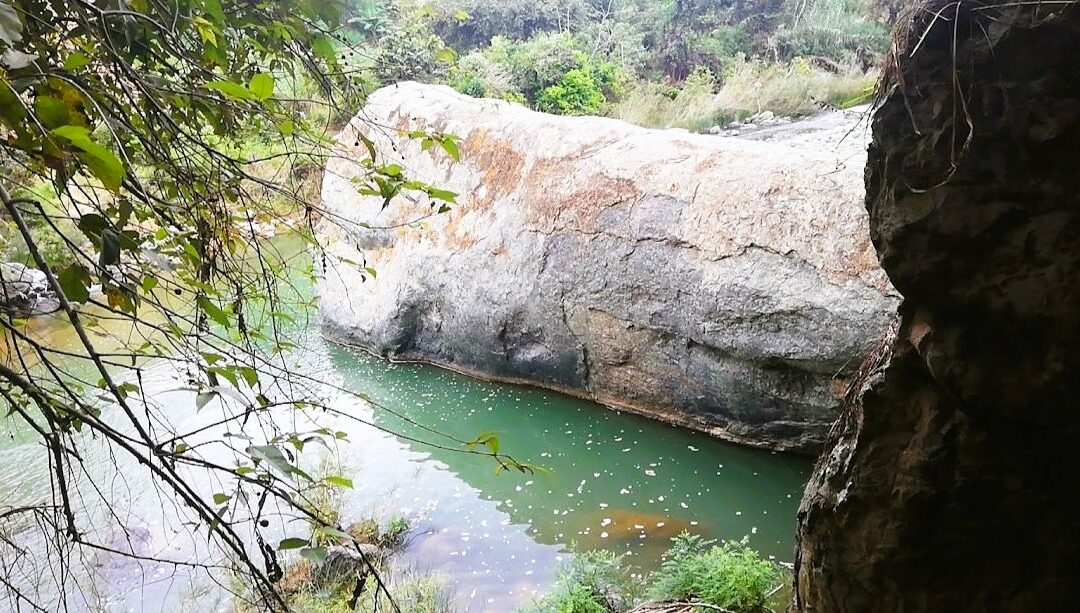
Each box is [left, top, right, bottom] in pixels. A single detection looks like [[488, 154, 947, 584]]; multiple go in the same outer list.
[[794, 4, 1080, 610], [318, 82, 898, 452]]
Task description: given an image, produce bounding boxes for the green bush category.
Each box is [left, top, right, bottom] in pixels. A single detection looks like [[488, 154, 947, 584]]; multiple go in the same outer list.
[[536, 68, 605, 115], [372, 10, 452, 85], [648, 534, 780, 612], [447, 46, 520, 99], [529, 549, 642, 612]]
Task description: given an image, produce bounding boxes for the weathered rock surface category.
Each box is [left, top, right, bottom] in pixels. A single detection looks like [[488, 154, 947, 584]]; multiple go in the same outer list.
[[318, 82, 898, 452], [0, 262, 60, 316], [794, 4, 1080, 610]]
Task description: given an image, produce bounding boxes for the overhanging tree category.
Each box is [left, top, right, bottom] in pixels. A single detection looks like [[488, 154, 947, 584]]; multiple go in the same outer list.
[[0, 1, 522, 609]]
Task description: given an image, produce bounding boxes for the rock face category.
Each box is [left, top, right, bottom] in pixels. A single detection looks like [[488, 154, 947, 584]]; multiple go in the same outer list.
[[793, 4, 1080, 610], [318, 82, 897, 452]]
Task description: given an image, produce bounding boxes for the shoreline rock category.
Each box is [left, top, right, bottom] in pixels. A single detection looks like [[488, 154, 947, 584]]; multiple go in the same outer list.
[[317, 83, 898, 453], [0, 262, 60, 316]]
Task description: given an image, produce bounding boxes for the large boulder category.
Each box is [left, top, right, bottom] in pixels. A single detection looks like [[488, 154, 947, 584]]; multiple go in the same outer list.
[[317, 83, 897, 452], [793, 4, 1080, 610]]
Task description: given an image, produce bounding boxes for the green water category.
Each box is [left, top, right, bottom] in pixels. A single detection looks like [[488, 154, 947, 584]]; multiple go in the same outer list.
[[0, 237, 812, 611], [329, 345, 811, 565]]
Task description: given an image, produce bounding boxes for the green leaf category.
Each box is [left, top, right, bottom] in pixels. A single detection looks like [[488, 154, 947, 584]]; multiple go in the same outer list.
[[33, 96, 70, 129], [247, 444, 310, 481], [311, 35, 336, 63], [248, 73, 274, 100], [324, 475, 353, 489], [278, 538, 309, 551], [52, 125, 126, 192], [196, 391, 217, 410], [99, 228, 121, 268], [197, 296, 231, 328], [300, 546, 328, 564], [205, 80, 256, 101], [238, 366, 259, 388], [435, 47, 457, 63], [427, 187, 457, 203], [57, 265, 91, 303], [212, 493, 231, 505], [63, 52, 90, 71], [440, 137, 460, 160], [0, 79, 26, 129]]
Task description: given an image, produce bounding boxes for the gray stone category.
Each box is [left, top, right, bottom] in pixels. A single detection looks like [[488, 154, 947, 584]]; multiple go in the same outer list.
[[318, 544, 383, 585], [317, 83, 899, 452], [0, 262, 59, 316]]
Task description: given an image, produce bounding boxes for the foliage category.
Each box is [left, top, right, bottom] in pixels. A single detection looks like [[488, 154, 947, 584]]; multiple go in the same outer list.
[[425, 0, 590, 51], [0, 0, 526, 609], [536, 68, 605, 115], [372, 4, 455, 84], [611, 57, 876, 131], [529, 549, 643, 612], [447, 32, 624, 114], [288, 567, 455, 613], [772, 0, 888, 66], [387, 0, 886, 121], [648, 534, 780, 612]]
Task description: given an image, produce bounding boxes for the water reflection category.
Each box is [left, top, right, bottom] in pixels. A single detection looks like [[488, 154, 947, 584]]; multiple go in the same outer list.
[[0, 231, 811, 610]]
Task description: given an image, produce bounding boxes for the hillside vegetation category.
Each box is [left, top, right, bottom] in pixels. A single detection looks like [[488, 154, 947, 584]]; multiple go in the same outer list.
[[343, 0, 893, 130]]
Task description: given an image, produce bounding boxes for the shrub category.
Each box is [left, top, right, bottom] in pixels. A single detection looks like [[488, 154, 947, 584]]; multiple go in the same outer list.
[[535, 68, 605, 115], [447, 48, 520, 99], [372, 13, 452, 85], [529, 549, 642, 612], [609, 68, 718, 130], [773, 0, 888, 65], [648, 534, 780, 612]]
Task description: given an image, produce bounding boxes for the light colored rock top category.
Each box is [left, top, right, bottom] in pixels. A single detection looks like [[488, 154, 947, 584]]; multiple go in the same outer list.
[[322, 82, 892, 296]]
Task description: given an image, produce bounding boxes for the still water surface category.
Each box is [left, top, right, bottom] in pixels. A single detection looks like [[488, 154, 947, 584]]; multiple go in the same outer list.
[[0, 246, 811, 611]]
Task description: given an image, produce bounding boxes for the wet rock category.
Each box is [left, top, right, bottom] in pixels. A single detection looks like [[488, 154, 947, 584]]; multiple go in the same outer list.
[[318, 83, 898, 452], [793, 4, 1080, 610], [318, 544, 383, 585], [0, 262, 60, 316]]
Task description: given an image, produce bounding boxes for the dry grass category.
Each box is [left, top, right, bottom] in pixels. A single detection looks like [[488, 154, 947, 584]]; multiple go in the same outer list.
[[610, 58, 875, 132]]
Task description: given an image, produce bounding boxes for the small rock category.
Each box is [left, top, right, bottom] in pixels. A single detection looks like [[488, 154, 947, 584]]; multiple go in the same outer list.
[[318, 544, 383, 585], [749, 110, 776, 124]]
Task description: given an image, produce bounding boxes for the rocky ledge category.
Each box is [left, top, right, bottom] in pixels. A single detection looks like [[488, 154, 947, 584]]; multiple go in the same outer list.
[[317, 82, 898, 452]]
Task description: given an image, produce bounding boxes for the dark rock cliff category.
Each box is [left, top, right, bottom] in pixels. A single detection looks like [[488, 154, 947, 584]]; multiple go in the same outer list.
[[793, 3, 1080, 610]]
